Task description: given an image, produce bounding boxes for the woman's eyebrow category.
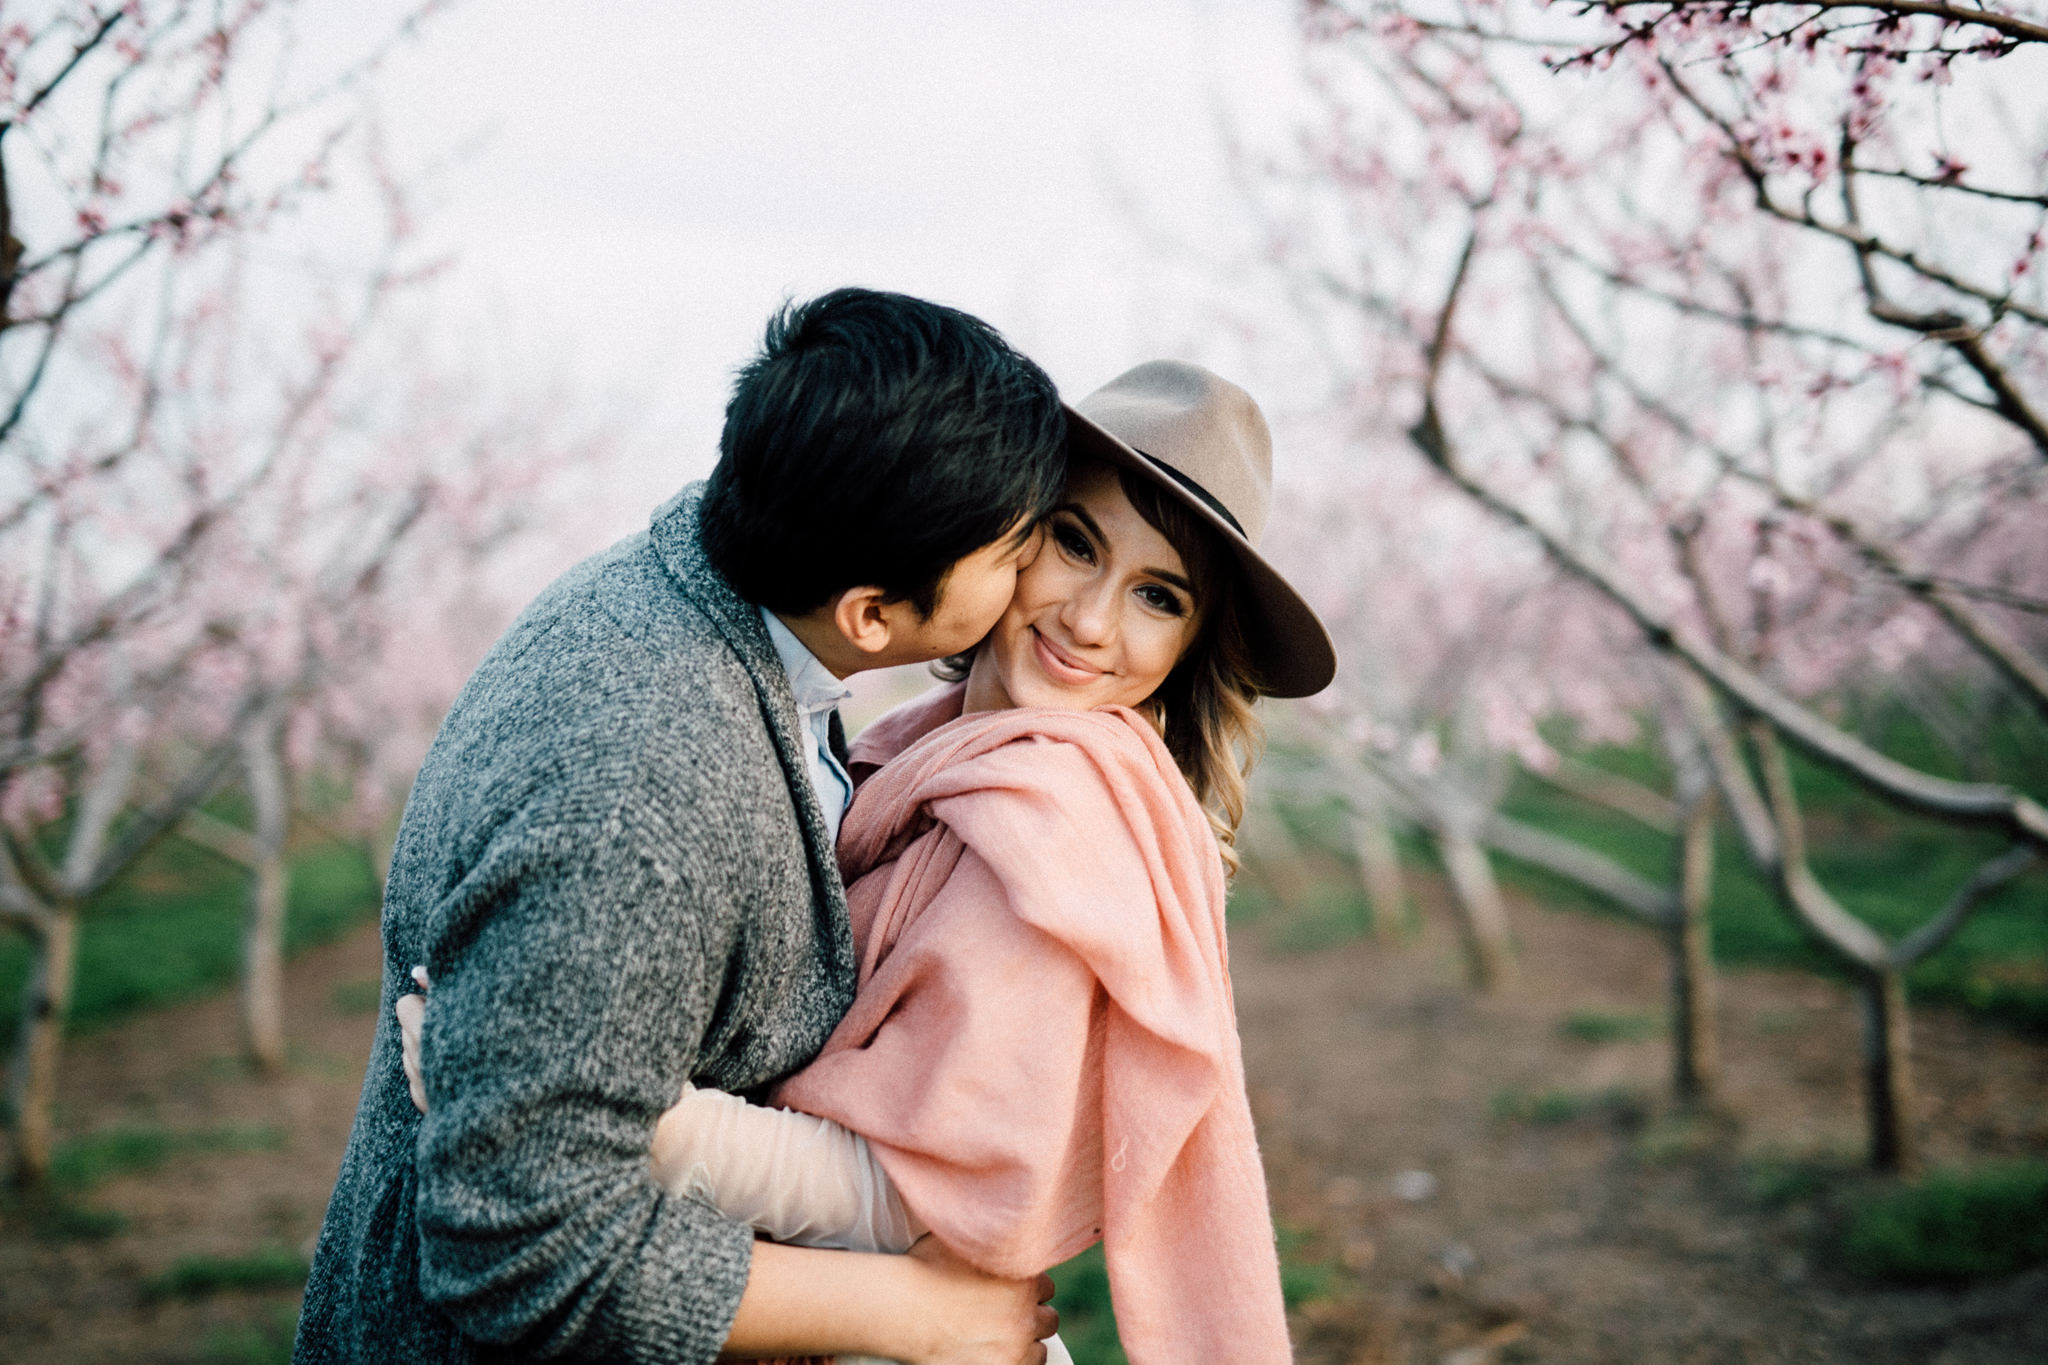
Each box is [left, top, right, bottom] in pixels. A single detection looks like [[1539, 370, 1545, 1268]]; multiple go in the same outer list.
[[1146, 567, 1194, 594], [1058, 503, 1104, 542], [1063, 502, 1194, 593]]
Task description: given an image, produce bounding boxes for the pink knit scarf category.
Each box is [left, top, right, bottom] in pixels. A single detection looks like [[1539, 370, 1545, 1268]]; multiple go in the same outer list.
[[773, 689, 1291, 1363]]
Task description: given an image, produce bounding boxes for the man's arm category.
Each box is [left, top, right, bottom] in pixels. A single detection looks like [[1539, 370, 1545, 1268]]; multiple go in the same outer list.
[[411, 820, 1056, 1365], [724, 1240, 1057, 1365], [398, 992, 1056, 1364], [413, 823, 757, 1361]]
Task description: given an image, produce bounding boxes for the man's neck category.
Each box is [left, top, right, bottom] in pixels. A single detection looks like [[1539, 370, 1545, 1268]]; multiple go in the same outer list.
[[769, 609, 863, 680]]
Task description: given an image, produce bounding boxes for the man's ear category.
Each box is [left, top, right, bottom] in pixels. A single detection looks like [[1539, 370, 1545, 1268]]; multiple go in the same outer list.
[[829, 585, 900, 659]]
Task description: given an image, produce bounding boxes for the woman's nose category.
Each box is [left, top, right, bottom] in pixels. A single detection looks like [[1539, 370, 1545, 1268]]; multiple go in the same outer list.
[[1061, 581, 1115, 645]]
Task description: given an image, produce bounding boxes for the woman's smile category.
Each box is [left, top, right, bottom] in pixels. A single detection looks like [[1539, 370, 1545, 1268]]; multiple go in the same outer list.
[[1029, 626, 1107, 685]]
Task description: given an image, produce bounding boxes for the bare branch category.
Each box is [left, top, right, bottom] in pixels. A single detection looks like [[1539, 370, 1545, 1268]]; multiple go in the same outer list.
[[1527, 756, 1682, 831], [1670, 670, 1782, 863], [78, 727, 244, 902], [1858, 165, 2048, 207], [1480, 810, 1680, 923], [1408, 402, 2048, 852], [1659, 61, 2048, 333], [1889, 845, 2040, 967], [0, 878, 52, 938], [1590, 0, 2048, 49], [10, 8, 128, 124], [177, 807, 263, 868], [1811, 505, 2048, 719], [57, 736, 138, 894], [1751, 725, 1890, 968]]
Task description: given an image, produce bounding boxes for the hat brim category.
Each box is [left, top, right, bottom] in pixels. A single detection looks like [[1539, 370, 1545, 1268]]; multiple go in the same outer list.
[[1062, 404, 1337, 700]]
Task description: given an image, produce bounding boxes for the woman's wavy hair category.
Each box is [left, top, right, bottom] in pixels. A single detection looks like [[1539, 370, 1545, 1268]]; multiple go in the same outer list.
[[937, 461, 1269, 876]]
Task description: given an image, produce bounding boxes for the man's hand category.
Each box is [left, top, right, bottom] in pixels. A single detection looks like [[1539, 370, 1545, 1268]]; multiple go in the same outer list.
[[722, 1238, 1057, 1364], [395, 965, 431, 1114]]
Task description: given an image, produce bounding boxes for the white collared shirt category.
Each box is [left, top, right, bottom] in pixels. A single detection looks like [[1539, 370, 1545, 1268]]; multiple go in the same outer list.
[[760, 608, 855, 845]]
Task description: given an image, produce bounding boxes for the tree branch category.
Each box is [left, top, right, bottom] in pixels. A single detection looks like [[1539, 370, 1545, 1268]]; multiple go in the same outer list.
[[1527, 755, 1683, 832], [1659, 60, 2048, 333], [12, 8, 128, 124], [176, 807, 263, 868], [1408, 342, 2048, 853], [0, 878, 52, 938], [1751, 725, 1891, 968], [1889, 845, 2039, 968], [1591, 0, 2048, 49], [1480, 810, 1680, 924]]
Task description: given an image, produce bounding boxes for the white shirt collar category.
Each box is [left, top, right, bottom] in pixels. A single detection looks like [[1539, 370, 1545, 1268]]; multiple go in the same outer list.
[[759, 608, 853, 715]]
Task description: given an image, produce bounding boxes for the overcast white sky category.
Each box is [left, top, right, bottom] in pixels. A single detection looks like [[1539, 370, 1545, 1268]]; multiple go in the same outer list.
[[338, 0, 1310, 522]]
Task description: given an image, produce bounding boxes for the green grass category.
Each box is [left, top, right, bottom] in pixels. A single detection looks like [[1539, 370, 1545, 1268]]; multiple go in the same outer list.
[[1050, 1243, 1126, 1365], [0, 1185, 128, 1241], [50, 1123, 286, 1192], [1276, 1224, 1340, 1308], [1837, 1161, 2048, 1286], [1560, 1008, 1664, 1043], [1268, 885, 1375, 952], [1482, 722, 2048, 1034], [197, 1304, 301, 1365], [1743, 1156, 1840, 1209], [329, 978, 383, 1015], [0, 834, 382, 1047], [144, 1245, 311, 1301], [1492, 1085, 1649, 1127], [1050, 1222, 1338, 1362]]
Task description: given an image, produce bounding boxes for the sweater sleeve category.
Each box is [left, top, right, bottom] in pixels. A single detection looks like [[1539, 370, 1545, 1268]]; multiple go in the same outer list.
[[411, 819, 755, 1363]]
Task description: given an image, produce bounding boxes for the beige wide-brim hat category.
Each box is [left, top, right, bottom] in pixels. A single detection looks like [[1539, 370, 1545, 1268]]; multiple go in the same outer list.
[[1062, 360, 1336, 699]]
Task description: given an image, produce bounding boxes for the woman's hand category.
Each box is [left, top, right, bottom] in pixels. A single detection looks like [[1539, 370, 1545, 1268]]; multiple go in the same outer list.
[[722, 1237, 1057, 1364], [395, 966, 430, 1114], [902, 1235, 1059, 1365]]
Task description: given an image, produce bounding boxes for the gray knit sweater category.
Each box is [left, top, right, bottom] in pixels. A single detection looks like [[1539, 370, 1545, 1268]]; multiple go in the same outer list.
[[295, 486, 857, 1363]]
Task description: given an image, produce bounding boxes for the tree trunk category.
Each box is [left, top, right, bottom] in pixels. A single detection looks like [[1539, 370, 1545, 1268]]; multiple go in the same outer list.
[[1436, 829, 1515, 991], [1349, 805, 1409, 938], [1668, 790, 1722, 1107], [1861, 967, 1920, 1174], [1241, 793, 1313, 912], [7, 901, 77, 1187], [241, 725, 290, 1072]]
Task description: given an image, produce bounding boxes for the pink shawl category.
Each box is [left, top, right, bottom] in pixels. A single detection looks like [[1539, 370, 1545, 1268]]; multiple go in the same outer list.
[[773, 686, 1291, 1364]]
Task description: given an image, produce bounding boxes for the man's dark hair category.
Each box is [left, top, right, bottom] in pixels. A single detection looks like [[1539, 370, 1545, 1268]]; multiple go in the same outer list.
[[699, 288, 1068, 617]]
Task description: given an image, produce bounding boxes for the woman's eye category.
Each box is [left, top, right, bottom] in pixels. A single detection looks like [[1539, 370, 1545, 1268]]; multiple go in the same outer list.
[[1137, 584, 1186, 617], [1054, 525, 1093, 561]]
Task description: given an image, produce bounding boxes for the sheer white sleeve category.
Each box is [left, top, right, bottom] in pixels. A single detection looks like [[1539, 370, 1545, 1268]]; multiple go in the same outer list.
[[655, 1084, 924, 1254]]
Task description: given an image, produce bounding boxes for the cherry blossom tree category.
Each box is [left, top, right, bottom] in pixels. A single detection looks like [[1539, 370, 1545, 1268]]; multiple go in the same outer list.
[[1257, 0, 2047, 1169], [1258, 449, 1733, 1100], [0, 0, 604, 1181]]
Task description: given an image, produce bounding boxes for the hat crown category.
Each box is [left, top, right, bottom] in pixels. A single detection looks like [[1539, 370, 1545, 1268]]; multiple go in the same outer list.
[[1074, 360, 1272, 546]]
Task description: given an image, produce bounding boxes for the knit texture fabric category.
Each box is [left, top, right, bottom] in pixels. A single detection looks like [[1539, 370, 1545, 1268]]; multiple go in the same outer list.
[[295, 485, 856, 1364]]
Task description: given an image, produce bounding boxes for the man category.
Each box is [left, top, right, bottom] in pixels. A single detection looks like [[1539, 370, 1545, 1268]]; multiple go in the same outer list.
[[296, 289, 1068, 1363]]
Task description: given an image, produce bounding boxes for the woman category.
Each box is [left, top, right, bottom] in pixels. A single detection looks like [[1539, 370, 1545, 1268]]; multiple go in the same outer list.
[[403, 361, 1335, 1364]]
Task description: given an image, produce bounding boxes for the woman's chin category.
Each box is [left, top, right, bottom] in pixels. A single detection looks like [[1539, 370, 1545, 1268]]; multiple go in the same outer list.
[[1001, 670, 1154, 713], [1009, 684, 1099, 712]]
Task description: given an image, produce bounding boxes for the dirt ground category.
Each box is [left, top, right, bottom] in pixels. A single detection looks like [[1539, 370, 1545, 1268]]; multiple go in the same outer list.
[[1241, 882, 2048, 1365], [3, 879, 2045, 1364]]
